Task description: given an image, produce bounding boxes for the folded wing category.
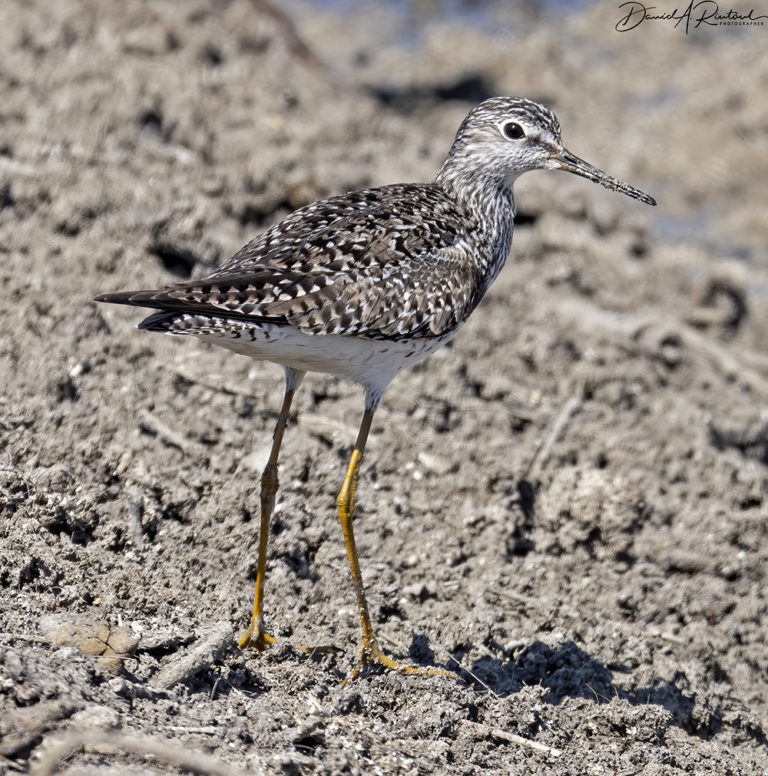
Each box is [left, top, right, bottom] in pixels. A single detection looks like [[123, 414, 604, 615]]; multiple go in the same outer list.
[[95, 184, 482, 341]]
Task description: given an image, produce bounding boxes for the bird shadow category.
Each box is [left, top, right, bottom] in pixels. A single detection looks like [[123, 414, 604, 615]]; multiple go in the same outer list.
[[452, 639, 713, 737], [166, 635, 763, 748]]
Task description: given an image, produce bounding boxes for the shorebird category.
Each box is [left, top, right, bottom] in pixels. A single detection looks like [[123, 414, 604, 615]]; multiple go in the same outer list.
[[95, 97, 655, 678]]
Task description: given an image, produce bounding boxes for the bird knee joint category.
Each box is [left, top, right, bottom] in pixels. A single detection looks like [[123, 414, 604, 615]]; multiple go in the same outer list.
[[261, 463, 279, 495]]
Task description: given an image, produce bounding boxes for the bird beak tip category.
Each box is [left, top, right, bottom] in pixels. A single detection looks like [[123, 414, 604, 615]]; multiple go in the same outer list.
[[558, 150, 656, 207]]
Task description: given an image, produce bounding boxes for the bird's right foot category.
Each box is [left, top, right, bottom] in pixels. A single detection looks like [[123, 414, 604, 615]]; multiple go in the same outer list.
[[344, 638, 451, 683], [238, 619, 341, 655]]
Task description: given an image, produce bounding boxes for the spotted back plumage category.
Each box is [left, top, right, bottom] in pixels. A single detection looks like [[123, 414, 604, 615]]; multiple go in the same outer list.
[[96, 97, 653, 343], [112, 183, 495, 341]]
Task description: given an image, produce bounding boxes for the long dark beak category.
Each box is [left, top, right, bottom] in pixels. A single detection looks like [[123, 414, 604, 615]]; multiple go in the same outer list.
[[558, 149, 656, 206]]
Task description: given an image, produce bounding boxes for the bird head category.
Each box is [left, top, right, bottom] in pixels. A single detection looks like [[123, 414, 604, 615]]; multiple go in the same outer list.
[[440, 97, 656, 206]]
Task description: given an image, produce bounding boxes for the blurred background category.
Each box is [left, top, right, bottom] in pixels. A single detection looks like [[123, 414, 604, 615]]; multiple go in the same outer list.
[[2, 2, 767, 773]]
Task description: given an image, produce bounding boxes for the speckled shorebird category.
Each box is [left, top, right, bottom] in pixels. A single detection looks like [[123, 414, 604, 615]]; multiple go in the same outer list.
[[95, 97, 655, 678]]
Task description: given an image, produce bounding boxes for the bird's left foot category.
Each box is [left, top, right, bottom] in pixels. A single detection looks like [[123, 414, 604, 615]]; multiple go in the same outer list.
[[345, 639, 451, 682], [237, 618, 277, 651]]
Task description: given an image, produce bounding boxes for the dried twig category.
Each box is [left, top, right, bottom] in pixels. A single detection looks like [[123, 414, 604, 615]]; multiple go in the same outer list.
[[162, 725, 221, 735], [31, 730, 258, 776], [1, 700, 80, 758], [464, 720, 563, 758], [445, 655, 500, 699], [0, 632, 50, 645], [297, 413, 355, 445], [521, 395, 582, 482], [556, 297, 768, 398], [127, 492, 145, 544], [150, 621, 235, 690], [0, 754, 25, 773], [676, 324, 768, 396], [138, 410, 196, 454], [174, 367, 272, 403], [250, 0, 328, 74], [488, 728, 563, 757]]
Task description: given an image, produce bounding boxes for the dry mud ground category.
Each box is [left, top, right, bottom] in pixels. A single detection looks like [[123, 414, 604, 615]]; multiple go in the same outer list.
[[2, 1, 768, 774]]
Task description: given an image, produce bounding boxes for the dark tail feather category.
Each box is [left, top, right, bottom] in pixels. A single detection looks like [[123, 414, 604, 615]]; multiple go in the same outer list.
[[94, 290, 182, 331], [94, 287, 277, 328], [137, 311, 180, 332]]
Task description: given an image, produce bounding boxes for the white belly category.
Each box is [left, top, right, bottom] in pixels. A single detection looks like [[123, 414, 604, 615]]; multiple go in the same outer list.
[[166, 314, 456, 396]]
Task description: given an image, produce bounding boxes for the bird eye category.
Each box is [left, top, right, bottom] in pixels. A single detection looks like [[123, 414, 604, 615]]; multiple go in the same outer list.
[[502, 122, 525, 140]]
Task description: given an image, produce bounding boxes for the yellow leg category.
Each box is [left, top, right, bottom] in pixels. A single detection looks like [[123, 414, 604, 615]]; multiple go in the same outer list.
[[238, 375, 298, 651], [338, 410, 449, 680]]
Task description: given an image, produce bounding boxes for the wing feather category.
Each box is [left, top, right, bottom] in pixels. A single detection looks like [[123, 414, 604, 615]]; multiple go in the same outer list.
[[95, 183, 484, 340]]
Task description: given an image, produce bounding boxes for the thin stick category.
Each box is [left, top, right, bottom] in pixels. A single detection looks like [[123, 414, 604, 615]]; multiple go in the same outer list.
[[0, 633, 49, 644], [555, 297, 768, 398], [464, 721, 563, 758], [250, 0, 328, 74], [490, 728, 563, 757], [31, 731, 257, 776], [175, 367, 274, 405], [446, 655, 499, 699], [150, 621, 234, 690], [379, 632, 403, 649], [521, 395, 582, 482], [138, 411, 196, 453]]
